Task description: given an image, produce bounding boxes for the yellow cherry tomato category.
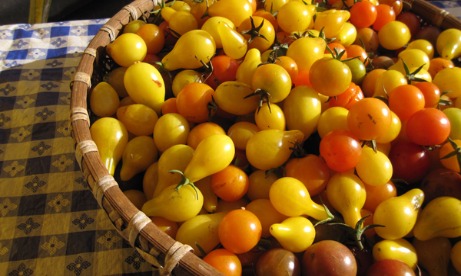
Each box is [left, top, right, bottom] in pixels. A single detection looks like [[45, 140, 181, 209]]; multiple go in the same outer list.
[[373, 188, 424, 240], [372, 238, 418, 269], [325, 171, 366, 227], [270, 216, 316, 253], [142, 179, 204, 222], [184, 134, 235, 183], [120, 136, 158, 181], [153, 113, 190, 153], [246, 129, 303, 170], [90, 117, 128, 176]]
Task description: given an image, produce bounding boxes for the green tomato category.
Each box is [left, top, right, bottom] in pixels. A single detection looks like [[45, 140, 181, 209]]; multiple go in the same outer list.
[[344, 57, 366, 85]]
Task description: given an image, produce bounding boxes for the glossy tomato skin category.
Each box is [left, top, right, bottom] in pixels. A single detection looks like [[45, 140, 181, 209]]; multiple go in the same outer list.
[[328, 82, 364, 109], [203, 248, 242, 276], [205, 55, 240, 89], [285, 154, 330, 196], [301, 240, 357, 276], [218, 208, 262, 254], [255, 248, 301, 276], [251, 63, 292, 103], [347, 97, 392, 141], [176, 82, 215, 123], [246, 129, 304, 171], [366, 259, 416, 276], [388, 140, 431, 185], [349, 0, 377, 28], [238, 16, 276, 52], [420, 168, 461, 203], [405, 108, 451, 146], [187, 122, 226, 149], [319, 129, 362, 172], [210, 164, 249, 202], [309, 57, 352, 97]]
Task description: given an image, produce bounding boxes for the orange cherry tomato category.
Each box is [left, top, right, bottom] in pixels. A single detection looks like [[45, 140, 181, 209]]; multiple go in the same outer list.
[[187, 122, 226, 149], [285, 154, 331, 196], [218, 208, 262, 254], [210, 165, 250, 202], [176, 82, 215, 123], [203, 248, 242, 276]]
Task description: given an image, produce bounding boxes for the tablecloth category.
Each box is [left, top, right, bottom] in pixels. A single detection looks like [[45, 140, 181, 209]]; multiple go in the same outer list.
[[0, 2, 460, 276], [0, 19, 156, 276]]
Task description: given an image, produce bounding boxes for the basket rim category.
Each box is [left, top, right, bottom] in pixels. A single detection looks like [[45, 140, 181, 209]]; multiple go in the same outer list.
[[70, 0, 461, 274], [70, 0, 222, 275]]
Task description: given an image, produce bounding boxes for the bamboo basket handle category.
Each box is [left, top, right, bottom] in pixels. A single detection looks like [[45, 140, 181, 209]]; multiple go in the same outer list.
[[404, 0, 461, 29], [70, 0, 223, 274]]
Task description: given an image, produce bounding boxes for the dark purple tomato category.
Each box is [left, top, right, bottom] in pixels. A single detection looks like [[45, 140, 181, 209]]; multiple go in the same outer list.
[[301, 240, 357, 276], [396, 11, 421, 36], [420, 167, 461, 203], [366, 259, 416, 276], [255, 248, 301, 276], [414, 25, 441, 47], [388, 140, 431, 184]]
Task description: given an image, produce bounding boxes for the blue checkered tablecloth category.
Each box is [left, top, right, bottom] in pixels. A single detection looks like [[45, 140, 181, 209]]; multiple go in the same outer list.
[[0, 19, 157, 276], [431, 0, 461, 16], [0, 2, 460, 276]]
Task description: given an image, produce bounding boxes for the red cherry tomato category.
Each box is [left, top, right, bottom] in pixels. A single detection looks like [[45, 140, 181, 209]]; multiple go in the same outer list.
[[388, 140, 431, 184], [405, 108, 451, 146], [205, 55, 240, 89], [319, 129, 362, 172]]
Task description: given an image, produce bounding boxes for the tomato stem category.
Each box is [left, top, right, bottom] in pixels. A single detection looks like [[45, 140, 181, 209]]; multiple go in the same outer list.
[[440, 137, 461, 172], [241, 16, 269, 43], [403, 60, 428, 83], [361, 140, 378, 153], [244, 88, 271, 113], [313, 204, 336, 227], [169, 169, 200, 199]]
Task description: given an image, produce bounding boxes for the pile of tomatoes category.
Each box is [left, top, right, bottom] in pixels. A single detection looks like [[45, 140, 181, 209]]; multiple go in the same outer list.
[[87, 0, 461, 274]]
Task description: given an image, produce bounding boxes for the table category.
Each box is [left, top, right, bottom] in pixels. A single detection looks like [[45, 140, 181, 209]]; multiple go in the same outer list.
[[0, 2, 460, 275], [0, 19, 156, 275]]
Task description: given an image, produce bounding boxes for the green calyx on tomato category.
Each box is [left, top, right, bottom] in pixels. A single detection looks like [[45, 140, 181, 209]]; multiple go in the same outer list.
[[169, 169, 199, 199], [402, 60, 429, 83], [240, 16, 270, 43], [244, 88, 271, 112], [440, 137, 461, 172], [316, 210, 384, 251]]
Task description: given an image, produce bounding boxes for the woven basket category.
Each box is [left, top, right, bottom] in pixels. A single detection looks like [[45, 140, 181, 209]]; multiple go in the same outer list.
[[70, 0, 461, 274]]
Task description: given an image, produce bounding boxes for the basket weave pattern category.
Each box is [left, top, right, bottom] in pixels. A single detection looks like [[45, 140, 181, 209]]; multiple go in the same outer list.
[[70, 0, 461, 274], [70, 0, 219, 274]]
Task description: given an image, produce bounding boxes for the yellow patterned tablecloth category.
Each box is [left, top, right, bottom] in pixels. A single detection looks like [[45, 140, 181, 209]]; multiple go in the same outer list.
[[0, 19, 156, 275]]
